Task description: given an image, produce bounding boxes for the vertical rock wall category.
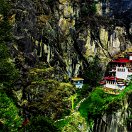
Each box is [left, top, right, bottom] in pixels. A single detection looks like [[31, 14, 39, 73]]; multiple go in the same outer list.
[[93, 93, 132, 132]]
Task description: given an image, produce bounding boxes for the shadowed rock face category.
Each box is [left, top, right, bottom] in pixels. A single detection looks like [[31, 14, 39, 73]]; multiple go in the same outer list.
[[110, 0, 132, 43], [110, 0, 132, 18], [11, 0, 38, 52]]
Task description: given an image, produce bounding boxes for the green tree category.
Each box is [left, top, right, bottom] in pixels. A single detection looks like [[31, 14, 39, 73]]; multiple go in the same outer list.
[[82, 55, 103, 86], [0, 91, 22, 131], [0, 1, 22, 131], [27, 80, 75, 120], [0, 0, 19, 87], [24, 115, 60, 132]]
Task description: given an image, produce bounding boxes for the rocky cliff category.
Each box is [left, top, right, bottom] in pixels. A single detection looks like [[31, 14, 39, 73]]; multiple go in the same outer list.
[[93, 91, 132, 132], [8, 0, 132, 79], [1, 0, 132, 131]]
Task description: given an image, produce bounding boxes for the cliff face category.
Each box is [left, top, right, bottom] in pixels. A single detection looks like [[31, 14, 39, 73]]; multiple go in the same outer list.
[[93, 92, 132, 132], [9, 0, 132, 78], [4, 0, 132, 130]]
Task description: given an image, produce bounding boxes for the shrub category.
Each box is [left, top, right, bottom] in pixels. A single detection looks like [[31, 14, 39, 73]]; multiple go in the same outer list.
[[25, 115, 60, 132], [0, 91, 22, 131]]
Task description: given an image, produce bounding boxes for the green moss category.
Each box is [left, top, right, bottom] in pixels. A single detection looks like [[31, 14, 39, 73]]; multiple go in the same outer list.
[[29, 67, 54, 75]]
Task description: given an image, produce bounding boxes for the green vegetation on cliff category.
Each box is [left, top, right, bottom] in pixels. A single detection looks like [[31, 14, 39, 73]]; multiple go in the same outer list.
[[0, 0, 19, 87], [79, 84, 132, 125], [0, 0, 21, 131], [24, 116, 60, 132], [0, 90, 22, 131], [0, 0, 132, 131]]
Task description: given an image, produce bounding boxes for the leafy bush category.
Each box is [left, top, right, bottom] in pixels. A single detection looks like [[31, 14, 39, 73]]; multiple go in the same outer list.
[[0, 0, 19, 87], [0, 91, 22, 131], [80, 1, 97, 16], [79, 88, 115, 121], [24, 116, 60, 132], [82, 55, 103, 86], [0, 59, 19, 86]]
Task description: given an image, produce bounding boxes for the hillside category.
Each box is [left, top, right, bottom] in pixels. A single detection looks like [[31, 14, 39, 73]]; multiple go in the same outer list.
[[0, 0, 132, 131]]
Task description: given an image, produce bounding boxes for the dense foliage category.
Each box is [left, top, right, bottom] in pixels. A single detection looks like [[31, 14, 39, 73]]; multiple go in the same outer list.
[[0, 0, 132, 131], [82, 55, 103, 86], [26, 66, 76, 120], [0, 0, 18, 87], [0, 91, 22, 131], [24, 116, 60, 132], [0, 0, 21, 131]]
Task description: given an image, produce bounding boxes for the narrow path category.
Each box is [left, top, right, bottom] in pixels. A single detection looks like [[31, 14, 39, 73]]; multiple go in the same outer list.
[[75, 97, 87, 111]]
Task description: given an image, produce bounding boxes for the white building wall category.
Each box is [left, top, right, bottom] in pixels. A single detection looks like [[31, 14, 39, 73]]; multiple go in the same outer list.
[[73, 81, 84, 88], [75, 84, 83, 88], [105, 82, 125, 90], [116, 67, 128, 80], [129, 56, 132, 60], [105, 81, 118, 89], [105, 84, 118, 89]]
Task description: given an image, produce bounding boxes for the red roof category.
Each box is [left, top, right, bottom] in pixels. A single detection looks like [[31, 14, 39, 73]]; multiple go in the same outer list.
[[99, 80, 106, 85], [111, 58, 131, 63], [104, 76, 119, 81]]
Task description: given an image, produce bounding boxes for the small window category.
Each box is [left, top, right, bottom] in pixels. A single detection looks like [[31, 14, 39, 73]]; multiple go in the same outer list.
[[80, 81, 83, 84]]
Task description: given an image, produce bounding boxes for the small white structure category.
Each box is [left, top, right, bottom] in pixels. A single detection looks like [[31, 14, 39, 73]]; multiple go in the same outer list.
[[71, 77, 84, 88]]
